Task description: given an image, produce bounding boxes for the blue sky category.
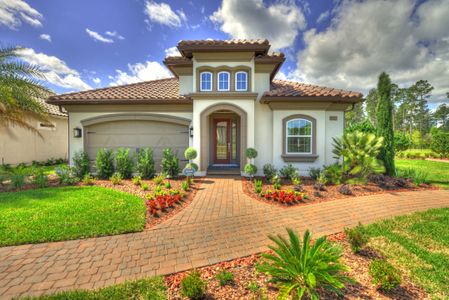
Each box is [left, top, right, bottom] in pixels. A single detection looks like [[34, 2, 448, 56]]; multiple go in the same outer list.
[[1, 0, 448, 105]]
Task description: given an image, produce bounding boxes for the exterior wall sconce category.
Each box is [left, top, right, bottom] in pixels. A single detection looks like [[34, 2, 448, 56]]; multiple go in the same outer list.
[[189, 126, 194, 137], [73, 127, 82, 138]]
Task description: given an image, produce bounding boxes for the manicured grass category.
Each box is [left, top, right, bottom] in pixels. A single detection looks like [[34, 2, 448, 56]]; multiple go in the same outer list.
[[365, 208, 449, 299], [0, 186, 146, 247], [396, 159, 449, 188], [24, 276, 166, 300]]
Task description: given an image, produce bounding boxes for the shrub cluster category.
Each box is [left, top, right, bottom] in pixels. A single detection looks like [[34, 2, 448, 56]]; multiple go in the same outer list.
[[344, 223, 369, 253], [115, 148, 133, 179], [96, 149, 115, 179], [72, 151, 90, 178], [136, 148, 155, 179], [180, 271, 206, 299], [161, 148, 180, 178]]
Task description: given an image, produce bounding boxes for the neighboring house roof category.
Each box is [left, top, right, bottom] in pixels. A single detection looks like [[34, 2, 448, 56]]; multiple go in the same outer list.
[[38, 97, 67, 117], [47, 78, 191, 105], [260, 80, 363, 103], [47, 77, 362, 105]]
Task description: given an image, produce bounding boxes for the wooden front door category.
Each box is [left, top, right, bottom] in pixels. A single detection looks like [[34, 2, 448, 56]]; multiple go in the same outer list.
[[213, 119, 232, 164]]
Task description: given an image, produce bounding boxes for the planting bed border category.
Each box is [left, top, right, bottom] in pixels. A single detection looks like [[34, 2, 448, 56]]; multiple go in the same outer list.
[[242, 176, 436, 208]]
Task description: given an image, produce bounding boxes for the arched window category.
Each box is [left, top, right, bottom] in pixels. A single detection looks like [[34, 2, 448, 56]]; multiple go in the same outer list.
[[200, 71, 213, 91], [217, 71, 230, 91], [286, 118, 313, 154], [235, 71, 248, 91]]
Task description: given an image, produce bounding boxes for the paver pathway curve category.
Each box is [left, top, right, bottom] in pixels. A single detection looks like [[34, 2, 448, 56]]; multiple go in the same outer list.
[[1, 177, 449, 299]]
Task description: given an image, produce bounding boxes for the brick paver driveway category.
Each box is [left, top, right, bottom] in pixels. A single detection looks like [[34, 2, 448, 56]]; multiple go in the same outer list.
[[1, 177, 449, 299]]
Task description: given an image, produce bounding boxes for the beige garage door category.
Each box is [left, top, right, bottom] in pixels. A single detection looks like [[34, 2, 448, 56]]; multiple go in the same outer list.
[[86, 120, 189, 171]]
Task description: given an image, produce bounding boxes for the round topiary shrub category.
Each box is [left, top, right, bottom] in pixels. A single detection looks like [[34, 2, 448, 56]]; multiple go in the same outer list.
[[244, 163, 257, 177], [186, 162, 198, 171], [246, 148, 258, 159], [184, 147, 198, 160]]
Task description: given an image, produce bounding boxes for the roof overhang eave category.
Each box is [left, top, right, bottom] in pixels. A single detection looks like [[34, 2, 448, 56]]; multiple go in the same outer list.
[[259, 95, 364, 104], [46, 98, 193, 105]]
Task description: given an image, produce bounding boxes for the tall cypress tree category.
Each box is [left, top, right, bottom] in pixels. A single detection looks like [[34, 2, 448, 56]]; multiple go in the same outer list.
[[376, 72, 396, 176]]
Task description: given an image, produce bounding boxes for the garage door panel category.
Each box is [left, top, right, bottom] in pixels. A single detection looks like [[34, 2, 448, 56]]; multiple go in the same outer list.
[[86, 120, 189, 172]]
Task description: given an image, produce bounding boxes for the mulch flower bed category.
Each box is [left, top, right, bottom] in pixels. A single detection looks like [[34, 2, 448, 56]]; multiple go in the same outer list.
[[92, 177, 202, 229], [165, 232, 427, 299], [243, 176, 435, 208]]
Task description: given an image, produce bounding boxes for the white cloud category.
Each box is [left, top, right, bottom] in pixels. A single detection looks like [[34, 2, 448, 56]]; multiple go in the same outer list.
[[92, 77, 101, 84], [0, 0, 43, 29], [210, 0, 306, 50], [109, 61, 171, 86], [85, 28, 114, 43], [39, 33, 51, 42], [105, 31, 125, 40], [144, 1, 187, 28], [17, 48, 91, 91], [292, 0, 449, 102], [164, 46, 180, 57], [316, 10, 329, 23]]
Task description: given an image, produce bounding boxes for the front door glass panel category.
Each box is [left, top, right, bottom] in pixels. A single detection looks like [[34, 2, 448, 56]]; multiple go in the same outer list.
[[215, 120, 229, 161]]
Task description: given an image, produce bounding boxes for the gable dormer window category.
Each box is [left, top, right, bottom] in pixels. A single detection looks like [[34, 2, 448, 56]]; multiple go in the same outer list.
[[217, 71, 230, 91], [235, 71, 248, 91], [200, 71, 213, 91]]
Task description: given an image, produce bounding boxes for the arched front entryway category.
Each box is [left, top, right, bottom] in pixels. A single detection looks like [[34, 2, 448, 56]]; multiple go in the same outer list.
[[199, 103, 247, 171]]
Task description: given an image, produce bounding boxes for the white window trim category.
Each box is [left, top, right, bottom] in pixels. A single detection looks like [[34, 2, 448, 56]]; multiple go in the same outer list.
[[235, 71, 248, 91], [217, 71, 230, 91], [200, 71, 213, 91], [285, 119, 313, 155]]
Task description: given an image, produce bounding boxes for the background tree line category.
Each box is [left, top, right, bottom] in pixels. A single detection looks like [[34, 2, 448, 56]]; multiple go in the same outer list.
[[346, 79, 449, 151]]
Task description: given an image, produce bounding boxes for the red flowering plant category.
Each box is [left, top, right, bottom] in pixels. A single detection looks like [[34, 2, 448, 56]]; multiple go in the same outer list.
[[146, 188, 185, 216], [262, 189, 305, 205]]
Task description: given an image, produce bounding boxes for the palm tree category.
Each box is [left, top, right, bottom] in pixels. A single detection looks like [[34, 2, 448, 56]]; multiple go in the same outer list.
[[0, 46, 50, 135]]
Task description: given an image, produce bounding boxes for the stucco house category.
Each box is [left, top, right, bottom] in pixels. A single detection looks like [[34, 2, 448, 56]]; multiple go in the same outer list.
[[0, 97, 68, 166], [47, 39, 362, 176]]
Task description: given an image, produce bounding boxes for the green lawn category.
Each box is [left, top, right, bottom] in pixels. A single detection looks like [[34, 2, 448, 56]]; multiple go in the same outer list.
[[365, 208, 449, 299], [0, 186, 146, 247], [25, 277, 166, 300], [396, 159, 449, 188]]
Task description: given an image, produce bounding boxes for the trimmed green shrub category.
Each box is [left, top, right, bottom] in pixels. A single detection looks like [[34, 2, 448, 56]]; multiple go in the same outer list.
[[132, 175, 142, 186], [244, 163, 257, 177], [82, 174, 95, 186], [72, 151, 90, 178], [136, 148, 155, 179], [308, 167, 321, 180], [141, 183, 149, 191], [262, 164, 277, 180], [32, 168, 48, 188], [96, 149, 114, 179], [165, 181, 171, 189], [254, 179, 263, 193], [161, 148, 180, 178], [153, 174, 165, 185], [431, 132, 449, 157], [345, 120, 376, 134], [396, 149, 440, 159], [344, 223, 369, 253], [185, 162, 198, 171], [115, 148, 133, 179], [257, 228, 350, 299], [369, 259, 401, 291], [11, 173, 26, 189], [184, 147, 198, 160], [323, 163, 343, 185], [110, 172, 122, 185], [279, 164, 298, 180], [55, 165, 78, 185], [216, 270, 234, 286], [181, 181, 189, 191], [246, 148, 258, 159], [180, 271, 206, 299]]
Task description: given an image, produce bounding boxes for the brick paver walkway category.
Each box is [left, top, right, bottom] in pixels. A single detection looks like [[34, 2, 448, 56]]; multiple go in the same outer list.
[[1, 177, 448, 299]]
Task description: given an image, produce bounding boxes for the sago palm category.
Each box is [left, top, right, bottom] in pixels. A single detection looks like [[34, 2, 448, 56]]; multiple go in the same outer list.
[[257, 228, 351, 300], [332, 131, 385, 179], [0, 46, 50, 135]]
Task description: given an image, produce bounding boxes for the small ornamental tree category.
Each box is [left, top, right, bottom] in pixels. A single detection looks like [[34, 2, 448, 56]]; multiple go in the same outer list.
[[376, 72, 396, 176], [245, 148, 258, 178], [431, 132, 449, 157], [184, 147, 198, 178]]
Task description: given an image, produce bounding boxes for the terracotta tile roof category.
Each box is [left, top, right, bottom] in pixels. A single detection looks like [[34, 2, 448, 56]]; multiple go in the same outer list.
[[47, 78, 191, 105], [263, 79, 363, 101], [163, 56, 192, 64], [38, 97, 67, 117], [177, 39, 271, 57], [178, 39, 269, 47]]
